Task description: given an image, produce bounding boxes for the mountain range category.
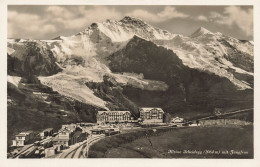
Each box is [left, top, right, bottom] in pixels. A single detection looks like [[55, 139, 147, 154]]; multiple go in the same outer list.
[[7, 16, 253, 144]]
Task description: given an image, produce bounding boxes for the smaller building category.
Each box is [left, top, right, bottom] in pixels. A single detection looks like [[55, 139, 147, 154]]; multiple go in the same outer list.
[[139, 108, 164, 124], [12, 131, 33, 147], [171, 117, 184, 124], [45, 147, 57, 157], [40, 128, 54, 139], [52, 129, 72, 147]]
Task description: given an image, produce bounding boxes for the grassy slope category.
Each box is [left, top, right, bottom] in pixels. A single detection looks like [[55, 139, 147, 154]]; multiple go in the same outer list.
[[95, 125, 253, 158]]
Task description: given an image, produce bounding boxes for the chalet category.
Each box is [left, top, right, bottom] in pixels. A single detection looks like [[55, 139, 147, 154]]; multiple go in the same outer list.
[[12, 131, 33, 147], [140, 108, 164, 124], [171, 117, 184, 124], [40, 128, 54, 139], [96, 111, 131, 124]]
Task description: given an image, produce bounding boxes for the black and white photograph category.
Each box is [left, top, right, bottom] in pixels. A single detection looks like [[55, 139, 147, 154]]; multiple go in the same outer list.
[[1, 0, 260, 167]]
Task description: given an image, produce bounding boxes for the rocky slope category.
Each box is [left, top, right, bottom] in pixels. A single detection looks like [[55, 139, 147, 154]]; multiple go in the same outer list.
[[154, 27, 253, 89], [108, 36, 253, 116], [7, 40, 62, 77]]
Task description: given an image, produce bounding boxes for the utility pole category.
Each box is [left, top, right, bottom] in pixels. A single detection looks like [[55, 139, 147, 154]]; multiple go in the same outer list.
[[86, 138, 89, 158]]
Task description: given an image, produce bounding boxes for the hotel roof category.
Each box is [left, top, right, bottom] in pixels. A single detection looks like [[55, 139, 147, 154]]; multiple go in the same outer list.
[[15, 131, 33, 137], [97, 111, 131, 114], [42, 128, 54, 132]]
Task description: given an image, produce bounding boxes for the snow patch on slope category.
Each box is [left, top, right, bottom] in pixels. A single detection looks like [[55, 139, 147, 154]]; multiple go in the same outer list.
[[7, 47, 15, 55], [38, 73, 109, 110], [8, 75, 21, 87], [97, 22, 134, 42], [160, 27, 253, 90]]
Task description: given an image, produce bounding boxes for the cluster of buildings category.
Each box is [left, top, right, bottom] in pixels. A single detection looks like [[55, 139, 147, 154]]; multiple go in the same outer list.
[[10, 107, 190, 158], [12, 108, 184, 148], [96, 107, 188, 125], [36, 124, 89, 157], [10, 123, 90, 158]]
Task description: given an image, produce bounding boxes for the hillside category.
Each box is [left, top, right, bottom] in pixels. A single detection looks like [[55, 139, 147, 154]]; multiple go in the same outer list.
[[7, 76, 102, 145]]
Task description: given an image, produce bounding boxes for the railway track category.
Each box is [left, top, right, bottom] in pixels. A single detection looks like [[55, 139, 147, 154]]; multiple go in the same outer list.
[[14, 144, 34, 159], [60, 134, 105, 159], [13, 136, 54, 159], [196, 108, 253, 121]]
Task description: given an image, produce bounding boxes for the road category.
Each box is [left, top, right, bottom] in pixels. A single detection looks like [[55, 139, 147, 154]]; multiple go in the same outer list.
[[196, 108, 253, 121]]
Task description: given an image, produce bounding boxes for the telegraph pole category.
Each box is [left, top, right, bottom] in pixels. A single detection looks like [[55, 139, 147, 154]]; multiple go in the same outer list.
[[86, 138, 89, 158]]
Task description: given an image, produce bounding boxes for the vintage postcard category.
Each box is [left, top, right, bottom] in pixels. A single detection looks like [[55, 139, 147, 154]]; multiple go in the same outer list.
[[1, 0, 260, 167]]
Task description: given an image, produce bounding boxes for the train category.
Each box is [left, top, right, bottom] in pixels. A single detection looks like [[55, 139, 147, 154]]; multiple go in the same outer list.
[[91, 128, 120, 136], [104, 129, 120, 136]]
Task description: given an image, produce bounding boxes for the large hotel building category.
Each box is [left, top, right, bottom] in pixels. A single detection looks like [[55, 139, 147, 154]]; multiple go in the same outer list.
[[96, 111, 131, 123], [139, 108, 164, 124]]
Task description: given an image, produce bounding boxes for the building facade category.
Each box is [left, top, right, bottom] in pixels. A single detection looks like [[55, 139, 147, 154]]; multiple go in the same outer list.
[[140, 108, 164, 124], [171, 117, 184, 124], [97, 111, 131, 123], [12, 131, 33, 147], [52, 129, 72, 147]]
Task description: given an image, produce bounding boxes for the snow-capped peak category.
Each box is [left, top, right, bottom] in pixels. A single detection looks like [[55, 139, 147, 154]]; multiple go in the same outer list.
[[190, 27, 213, 38], [75, 16, 175, 42], [120, 16, 146, 25]]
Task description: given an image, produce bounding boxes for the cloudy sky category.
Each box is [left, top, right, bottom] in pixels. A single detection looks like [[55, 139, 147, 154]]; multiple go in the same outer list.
[[8, 5, 253, 40]]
